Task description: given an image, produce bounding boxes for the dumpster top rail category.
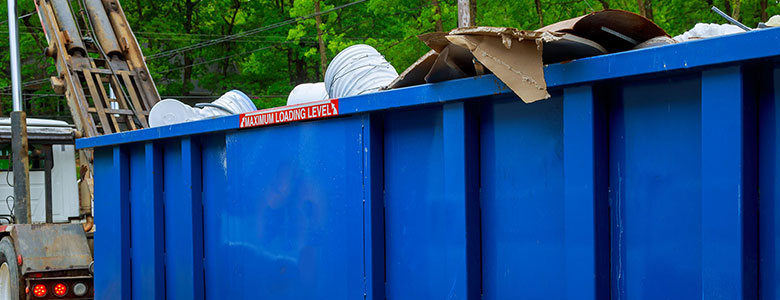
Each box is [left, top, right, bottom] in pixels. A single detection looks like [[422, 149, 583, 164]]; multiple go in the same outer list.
[[77, 27, 780, 150]]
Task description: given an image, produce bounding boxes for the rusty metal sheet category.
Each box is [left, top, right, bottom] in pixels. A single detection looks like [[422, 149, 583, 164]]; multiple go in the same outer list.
[[10, 224, 92, 274]]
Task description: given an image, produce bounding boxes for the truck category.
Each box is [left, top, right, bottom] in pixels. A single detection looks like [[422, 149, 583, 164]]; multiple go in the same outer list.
[[0, 118, 92, 299], [1, 0, 158, 298]]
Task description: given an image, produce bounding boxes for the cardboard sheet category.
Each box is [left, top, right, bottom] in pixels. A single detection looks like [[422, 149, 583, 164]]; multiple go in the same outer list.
[[447, 28, 551, 103]]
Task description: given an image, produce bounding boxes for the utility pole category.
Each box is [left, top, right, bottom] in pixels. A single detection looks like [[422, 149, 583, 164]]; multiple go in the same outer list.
[[458, 0, 475, 27], [7, 0, 31, 224]]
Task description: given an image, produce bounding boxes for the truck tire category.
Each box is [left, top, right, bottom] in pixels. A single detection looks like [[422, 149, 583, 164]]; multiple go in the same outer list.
[[0, 237, 23, 300]]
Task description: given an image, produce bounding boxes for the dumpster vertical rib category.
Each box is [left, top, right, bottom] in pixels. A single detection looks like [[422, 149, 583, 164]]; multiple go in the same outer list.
[[363, 114, 385, 300], [94, 146, 131, 299], [442, 102, 481, 299], [759, 65, 780, 300], [701, 66, 758, 299], [163, 138, 204, 299], [130, 142, 164, 299], [563, 85, 609, 299]]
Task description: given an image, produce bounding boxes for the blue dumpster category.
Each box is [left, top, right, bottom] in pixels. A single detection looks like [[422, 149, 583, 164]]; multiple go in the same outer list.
[[78, 27, 780, 299]]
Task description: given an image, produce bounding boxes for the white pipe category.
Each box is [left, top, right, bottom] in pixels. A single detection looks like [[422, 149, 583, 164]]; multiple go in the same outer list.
[[7, 0, 23, 111]]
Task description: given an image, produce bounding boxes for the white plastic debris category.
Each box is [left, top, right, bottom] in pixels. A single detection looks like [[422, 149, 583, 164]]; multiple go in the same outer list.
[[287, 82, 329, 106], [767, 15, 780, 27], [673, 23, 745, 42], [149, 90, 257, 127], [325, 44, 398, 98]]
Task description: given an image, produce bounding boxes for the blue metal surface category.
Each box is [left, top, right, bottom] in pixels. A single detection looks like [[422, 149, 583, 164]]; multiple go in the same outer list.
[[760, 65, 780, 300], [479, 95, 564, 299], [129, 143, 164, 300], [219, 116, 364, 299], [93, 146, 130, 299], [701, 66, 757, 299], [562, 85, 609, 300], [163, 137, 204, 299], [610, 75, 703, 299], [81, 29, 780, 299]]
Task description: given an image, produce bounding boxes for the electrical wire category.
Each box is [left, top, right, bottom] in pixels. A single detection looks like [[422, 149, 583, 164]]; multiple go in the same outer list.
[[146, 0, 367, 60], [0, 11, 37, 25], [155, 42, 287, 74]]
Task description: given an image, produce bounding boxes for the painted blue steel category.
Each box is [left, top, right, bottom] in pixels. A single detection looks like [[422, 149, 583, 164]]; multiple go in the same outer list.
[[162, 138, 205, 299], [760, 65, 780, 300], [201, 134, 230, 299], [82, 29, 780, 299], [442, 102, 480, 299], [129, 143, 164, 300], [383, 107, 449, 299], [479, 95, 564, 299], [76, 28, 780, 150], [362, 114, 385, 300], [93, 146, 130, 299], [221, 116, 364, 299], [701, 66, 758, 299], [562, 85, 609, 300], [610, 75, 703, 299]]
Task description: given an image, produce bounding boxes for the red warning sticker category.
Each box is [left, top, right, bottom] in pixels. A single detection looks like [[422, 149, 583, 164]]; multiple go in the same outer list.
[[239, 99, 339, 129]]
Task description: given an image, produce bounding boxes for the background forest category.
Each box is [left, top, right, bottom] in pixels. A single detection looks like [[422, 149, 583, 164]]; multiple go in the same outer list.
[[0, 0, 778, 122]]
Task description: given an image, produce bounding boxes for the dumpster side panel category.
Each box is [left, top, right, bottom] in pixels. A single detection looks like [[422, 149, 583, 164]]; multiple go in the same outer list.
[[384, 106, 474, 299], [202, 134, 231, 299], [220, 116, 365, 299], [479, 95, 565, 299], [609, 75, 703, 299], [129, 142, 164, 300], [760, 65, 780, 300], [163, 138, 205, 300], [94, 146, 130, 299], [380, 100, 485, 300]]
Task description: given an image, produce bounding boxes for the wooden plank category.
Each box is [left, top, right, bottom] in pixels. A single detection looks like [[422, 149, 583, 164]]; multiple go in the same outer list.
[[87, 68, 115, 75], [108, 74, 138, 130], [120, 72, 149, 128], [82, 70, 114, 134], [88, 107, 135, 115], [95, 73, 122, 132]]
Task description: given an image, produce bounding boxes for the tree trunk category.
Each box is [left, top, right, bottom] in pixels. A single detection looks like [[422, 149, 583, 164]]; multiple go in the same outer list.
[[222, 1, 241, 76], [432, 0, 444, 32], [597, 0, 609, 9], [315, 0, 328, 77], [731, 0, 741, 21], [534, 0, 543, 28], [182, 0, 199, 96], [760, 0, 767, 21], [637, 0, 653, 20], [134, 0, 143, 22], [470, 0, 477, 26], [723, 0, 732, 19]]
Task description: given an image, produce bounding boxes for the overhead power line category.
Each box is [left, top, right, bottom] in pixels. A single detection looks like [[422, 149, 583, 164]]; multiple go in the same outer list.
[[155, 42, 288, 74], [0, 78, 52, 93], [146, 0, 367, 60], [0, 11, 37, 25]]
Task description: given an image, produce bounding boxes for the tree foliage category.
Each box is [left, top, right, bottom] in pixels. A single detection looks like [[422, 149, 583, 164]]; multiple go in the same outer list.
[[0, 0, 778, 120]]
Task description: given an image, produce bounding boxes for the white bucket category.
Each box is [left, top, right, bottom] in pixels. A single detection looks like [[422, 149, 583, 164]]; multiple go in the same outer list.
[[325, 44, 398, 98], [287, 82, 329, 106], [149, 90, 257, 127], [149, 99, 201, 127]]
